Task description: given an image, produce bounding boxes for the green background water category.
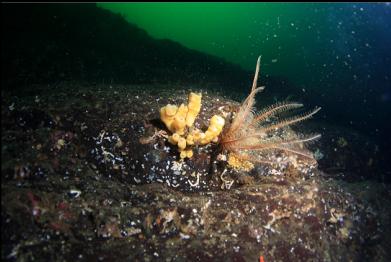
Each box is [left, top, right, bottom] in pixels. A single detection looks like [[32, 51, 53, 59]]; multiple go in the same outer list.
[[98, 3, 391, 91], [98, 3, 319, 84]]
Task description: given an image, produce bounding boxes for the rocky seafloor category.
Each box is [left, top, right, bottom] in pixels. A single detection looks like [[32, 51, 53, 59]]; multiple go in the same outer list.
[[2, 83, 390, 261]]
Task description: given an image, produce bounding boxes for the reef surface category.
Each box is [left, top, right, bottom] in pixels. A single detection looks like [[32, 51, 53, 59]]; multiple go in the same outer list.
[[2, 83, 390, 261]]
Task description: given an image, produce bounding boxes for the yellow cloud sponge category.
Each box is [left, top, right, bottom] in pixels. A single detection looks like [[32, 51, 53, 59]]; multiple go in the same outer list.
[[186, 92, 202, 128], [160, 104, 178, 133], [172, 104, 188, 135], [160, 92, 225, 159], [160, 92, 201, 135], [199, 115, 225, 145]]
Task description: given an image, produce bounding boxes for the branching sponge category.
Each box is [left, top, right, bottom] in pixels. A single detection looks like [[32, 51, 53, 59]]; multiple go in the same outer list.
[[160, 92, 225, 159]]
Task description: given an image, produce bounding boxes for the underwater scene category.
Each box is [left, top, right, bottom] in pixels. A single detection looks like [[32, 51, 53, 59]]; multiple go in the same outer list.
[[2, 3, 391, 261]]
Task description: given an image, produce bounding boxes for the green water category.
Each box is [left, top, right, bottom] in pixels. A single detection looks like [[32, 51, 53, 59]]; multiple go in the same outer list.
[[98, 3, 391, 90], [98, 3, 318, 83]]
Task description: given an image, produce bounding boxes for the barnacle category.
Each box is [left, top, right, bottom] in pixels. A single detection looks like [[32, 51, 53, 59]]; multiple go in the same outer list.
[[160, 92, 225, 159]]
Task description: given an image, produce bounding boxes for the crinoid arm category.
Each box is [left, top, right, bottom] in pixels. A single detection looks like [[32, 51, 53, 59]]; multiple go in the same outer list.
[[260, 107, 321, 133], [263, 134, 322, 161], [224, 134, 321, 152], [226, 56, 264, 136], [230, 133, 321, 167], [249, 101, 304, 128]]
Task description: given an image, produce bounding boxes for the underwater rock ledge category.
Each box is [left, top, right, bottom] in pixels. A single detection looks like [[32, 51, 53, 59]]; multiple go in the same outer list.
[[2, 83, 391, 261]]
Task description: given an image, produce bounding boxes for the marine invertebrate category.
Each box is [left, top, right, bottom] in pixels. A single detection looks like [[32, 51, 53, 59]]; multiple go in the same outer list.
[[160, 92, 202, 136], [158, 57, 320, 166], [220, 57, 321, 170], [160, 92, 225, 159], [227, 153, 254, 172]]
